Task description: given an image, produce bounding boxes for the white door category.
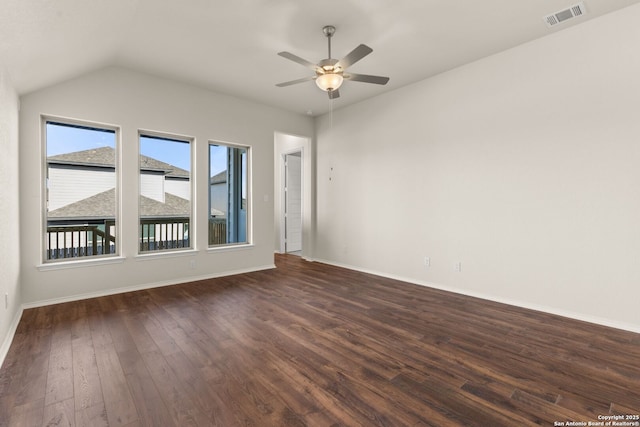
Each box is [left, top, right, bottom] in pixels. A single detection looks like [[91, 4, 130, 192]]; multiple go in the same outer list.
[[284, 153, 302, 253]]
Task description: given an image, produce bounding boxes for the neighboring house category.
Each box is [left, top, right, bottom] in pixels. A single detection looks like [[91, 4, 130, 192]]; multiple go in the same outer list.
[[47, 146, 190, 213], [209, 169, 227, 217], [46, 146, 191, 256], [47, 189, 191, 223], [45, 146, 236, 255], [212, 162, 247, 244]]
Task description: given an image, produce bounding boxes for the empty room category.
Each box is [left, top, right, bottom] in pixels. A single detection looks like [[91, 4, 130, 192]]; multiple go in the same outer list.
[[1, 0, 639, 425]]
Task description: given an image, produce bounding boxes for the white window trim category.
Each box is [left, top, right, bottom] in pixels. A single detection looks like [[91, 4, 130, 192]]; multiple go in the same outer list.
[[138, 129, 196, 254], [208, 139, 252, 249], [207, 243, 254, 253], [134, 248, 199, 261], [37, 256, 126, 271], [41, 115, 122, 264]]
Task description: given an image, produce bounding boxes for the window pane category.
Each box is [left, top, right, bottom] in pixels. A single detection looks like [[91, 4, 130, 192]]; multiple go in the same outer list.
[[45, 121, 117, 260], [139, 134, 191, 252], [209, 143, 248, 246]]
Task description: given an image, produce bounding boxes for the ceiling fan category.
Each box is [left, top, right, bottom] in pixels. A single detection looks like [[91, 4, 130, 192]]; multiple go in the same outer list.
[[276, 25, 390, 99]]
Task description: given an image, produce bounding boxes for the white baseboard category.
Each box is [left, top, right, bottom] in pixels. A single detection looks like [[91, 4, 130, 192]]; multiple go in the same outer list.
[[312, 257, 640, 335], [22, 264, 276, 310], [0, 306, 24, 369]]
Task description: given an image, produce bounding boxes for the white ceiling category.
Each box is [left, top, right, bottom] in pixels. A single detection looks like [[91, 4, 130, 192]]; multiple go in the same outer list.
[[2, 0, 639, 116]]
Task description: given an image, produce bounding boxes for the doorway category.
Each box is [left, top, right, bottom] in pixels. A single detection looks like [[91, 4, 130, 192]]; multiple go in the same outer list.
[[275, 132, 311, 258]]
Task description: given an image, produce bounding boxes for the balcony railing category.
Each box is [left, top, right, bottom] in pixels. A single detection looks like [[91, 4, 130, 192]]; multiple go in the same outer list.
[[209, 218, 227, 245], [46, 217, 229, 260], [47, 224, 116, 260], [140, 218, 189, 252]]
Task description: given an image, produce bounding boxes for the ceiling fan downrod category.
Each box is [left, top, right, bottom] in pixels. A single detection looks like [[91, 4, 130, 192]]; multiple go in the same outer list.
[[323, 25, 336, 59]]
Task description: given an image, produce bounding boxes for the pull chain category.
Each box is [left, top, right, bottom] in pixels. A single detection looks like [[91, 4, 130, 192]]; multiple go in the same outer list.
[[330, 97, 334, 129]]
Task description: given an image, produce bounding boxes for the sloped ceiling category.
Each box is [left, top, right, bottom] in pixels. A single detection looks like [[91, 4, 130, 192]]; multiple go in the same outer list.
[[2, 0, 639, 116]]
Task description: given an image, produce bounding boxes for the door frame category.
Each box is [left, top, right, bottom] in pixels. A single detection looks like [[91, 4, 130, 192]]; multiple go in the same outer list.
[[274, 132, 312, 259]]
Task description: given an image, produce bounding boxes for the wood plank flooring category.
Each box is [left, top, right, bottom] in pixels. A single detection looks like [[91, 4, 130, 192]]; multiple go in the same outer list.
[[1, 254, 639, 426]]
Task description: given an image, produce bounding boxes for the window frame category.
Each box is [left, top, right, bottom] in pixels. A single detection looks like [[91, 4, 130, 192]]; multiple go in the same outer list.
[[208, 140, 251, 249], [41, 115, 122, 264], [137, 130, 195, 255]]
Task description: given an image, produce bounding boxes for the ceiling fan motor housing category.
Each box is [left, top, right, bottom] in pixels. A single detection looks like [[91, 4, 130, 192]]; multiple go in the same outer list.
[[318, 58, 341, 73]]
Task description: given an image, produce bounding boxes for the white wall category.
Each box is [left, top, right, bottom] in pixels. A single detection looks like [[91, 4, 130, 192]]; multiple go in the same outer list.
[[314, 5, 640, 332], [19, 66, 313, 304], [0, 66, 22, 363]]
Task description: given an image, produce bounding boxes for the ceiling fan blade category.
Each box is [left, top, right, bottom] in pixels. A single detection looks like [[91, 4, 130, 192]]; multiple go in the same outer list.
[[328, 89, 340, 99], [344, 73, 390, 85], [336, 44, 373, 69], [275, 76, 315, 87], [277, 51, 319, 71]]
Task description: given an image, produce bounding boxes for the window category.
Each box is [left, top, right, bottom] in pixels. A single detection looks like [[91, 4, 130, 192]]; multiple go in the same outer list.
[[44, 120, 118, 261], [209, 143, 249, 246], [139, 133, 192, 253]]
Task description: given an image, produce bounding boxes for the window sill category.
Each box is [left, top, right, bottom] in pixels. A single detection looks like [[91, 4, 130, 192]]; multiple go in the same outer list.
[[37, 256, 126, 271], [207, 243, 254, 253], [135, 248, 198, 262]]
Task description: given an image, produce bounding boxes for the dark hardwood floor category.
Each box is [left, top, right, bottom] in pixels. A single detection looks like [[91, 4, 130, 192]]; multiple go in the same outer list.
[[1, 254, 639, 426]]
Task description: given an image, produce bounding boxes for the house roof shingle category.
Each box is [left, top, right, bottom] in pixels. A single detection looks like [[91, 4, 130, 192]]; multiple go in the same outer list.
[[48, 189, 190, 220], [139, 192, 191, 218], [48, 146, 189, 178], [210, 170, 226, 184]]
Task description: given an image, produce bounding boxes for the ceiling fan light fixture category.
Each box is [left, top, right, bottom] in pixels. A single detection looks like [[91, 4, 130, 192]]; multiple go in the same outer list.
[[315, 72, 343, 92]]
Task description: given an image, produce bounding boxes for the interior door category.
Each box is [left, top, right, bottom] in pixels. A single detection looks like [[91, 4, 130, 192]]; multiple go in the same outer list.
[[284, 153, 302, 253]]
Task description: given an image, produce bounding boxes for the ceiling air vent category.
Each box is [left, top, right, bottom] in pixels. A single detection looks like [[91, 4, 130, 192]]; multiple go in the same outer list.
[[544, 2, 587, 27]]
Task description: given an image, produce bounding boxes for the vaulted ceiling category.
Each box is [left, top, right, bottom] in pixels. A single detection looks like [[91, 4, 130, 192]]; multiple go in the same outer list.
[[2, 0, 639, 116]]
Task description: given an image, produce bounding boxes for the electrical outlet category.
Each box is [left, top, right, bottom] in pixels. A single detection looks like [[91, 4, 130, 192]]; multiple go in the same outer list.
[[189, 260, 196, 269], [455, 262, 462, 272], [424, 256, 430, 268], [4, 293, 8, 309]]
